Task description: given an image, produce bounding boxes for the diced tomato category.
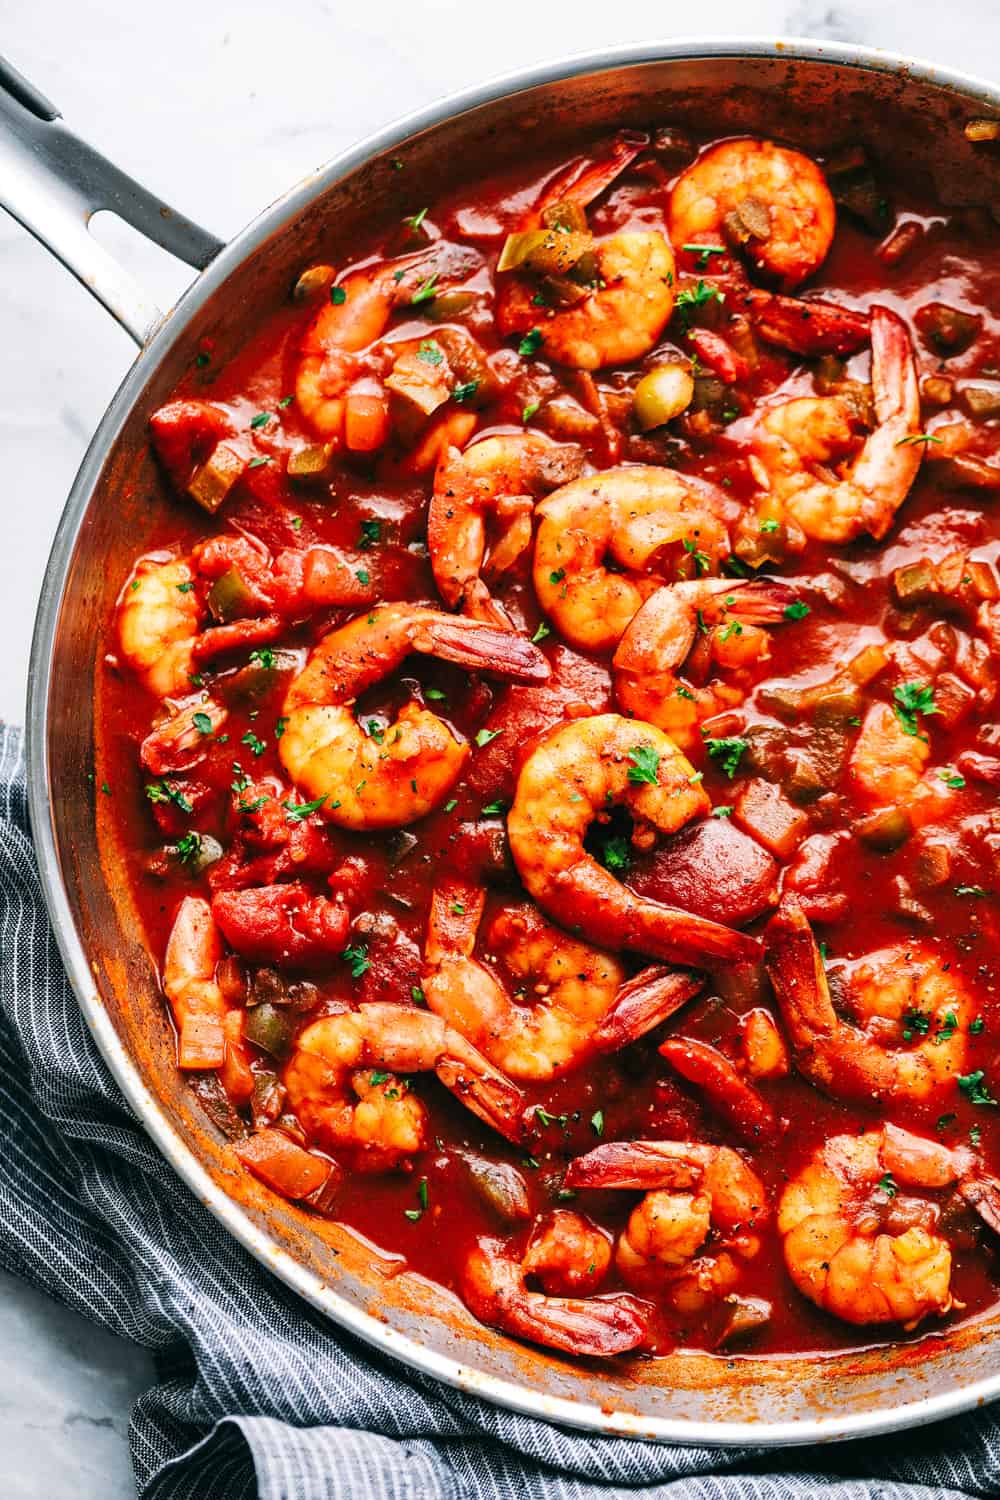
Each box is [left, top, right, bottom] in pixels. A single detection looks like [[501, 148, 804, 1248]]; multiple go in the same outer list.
[[213, 882, 351, 966], [235, 1128, 334, 1199], [150, 399, 234, 491]]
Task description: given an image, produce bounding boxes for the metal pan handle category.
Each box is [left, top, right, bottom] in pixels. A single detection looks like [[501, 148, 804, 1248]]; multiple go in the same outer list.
[[0, 54, 225, 347]]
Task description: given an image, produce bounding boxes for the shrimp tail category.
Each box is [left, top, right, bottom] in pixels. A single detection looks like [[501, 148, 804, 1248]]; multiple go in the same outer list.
[[658, 1036, 780, 1146], [542, 132, 646, 212], [859, 305, 922, 539], [764, 895, 838, 1059], [435, 1045, 526, 1145], [720, 578, 803, 625], [613, 900, 762, 968], [593, 967, 703, 1052], [959, 1177, 1000, 1238], [462, 1238, 650, 1356], [566, 1140, 706, 1192], [410, 614, 550, 685]]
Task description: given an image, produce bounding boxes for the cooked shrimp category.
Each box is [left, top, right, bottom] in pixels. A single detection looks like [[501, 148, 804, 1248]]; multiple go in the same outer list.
[[521, 1209, 613, 1295], [283, 1003, 524, 1171], [294, 260, 401, 442], [507, 713, 760, 967], [847, 699, 958, 831], [461, 1235, 649, 1356], [118, 551, 287, 700], [766, 894, 973, 1105], [429, 434, 583, 625], [496, 136, 676, 370], [750, 306, 922, 547], [141, 695, 228, 777], [533, 466, 730, 652], [422, 881, 702, 1080], [669, 138, 836, 290], [118, 557, 202, 697], [279, 603, 548, 829], [163, 896, 251, 1106], [778, 1123, 1000, 1326], [567, 1140, 766, 1305], [614, 578, 799, 748]]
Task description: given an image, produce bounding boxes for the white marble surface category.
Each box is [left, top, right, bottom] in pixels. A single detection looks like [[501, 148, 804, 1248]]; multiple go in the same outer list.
[[2, 2, 1000, 1494]]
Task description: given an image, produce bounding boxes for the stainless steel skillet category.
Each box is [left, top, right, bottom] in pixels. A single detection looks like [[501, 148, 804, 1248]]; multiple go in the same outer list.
[[13, 37, 1000, 1445]]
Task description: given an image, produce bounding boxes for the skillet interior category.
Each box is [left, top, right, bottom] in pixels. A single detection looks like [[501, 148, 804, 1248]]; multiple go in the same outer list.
[[32, 45, 1000, 1440]]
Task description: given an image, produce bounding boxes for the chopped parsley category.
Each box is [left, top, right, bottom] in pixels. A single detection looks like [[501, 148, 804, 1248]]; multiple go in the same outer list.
[[330, 285, 347, 305], [411, 986, 426, 1005], [590, 1109, 605, 1138], [958, 1069, 998, 1106], [481, 800, 506, 816], [358, 519, 382, 549], [474, 728, 501, 748], [534, 1106, 568, 1129], [145, 781, 193, 814], [522, 401, 541, 423], [275, 716, 288, 740], [410, 274, 439, 306], [682, 535, 710, 576], [895, 432, 943, 447], [939, 768, 966, 789], [249, 411, 273, 430], [877, 1172, 898, 1198], [417, 340, 443, 366], [956, 884, 989, 898], [711, 805, 734, 818], [241, 729, 266, 757], [192, 711, 214, 736], [355, 568, 370, 586], [176, 580, 194, 593], [249, 647, 276, 670], [705, 736, 749, 779], [597, 833, 630, 873], [971, 1124, 983, 1147], [175, 832, 202, 865], [405, 1177, 429, 1221], [784, 601, 811, 621], [404, 206, 428, 233], [452, 379, 480, 404], [518, 327, 544, 358], [424, 686, 447, 702], [681, 243, 727, 269], [248, 455, 271, 469], [531, 620, 551, 643], [759, 519, 780, 534], [971, 1016, 986, 1035], [283, 794, 328, 823], [342, 942, 371, 979], [627, 745, 661, 786], [893, 681, 939, 738]]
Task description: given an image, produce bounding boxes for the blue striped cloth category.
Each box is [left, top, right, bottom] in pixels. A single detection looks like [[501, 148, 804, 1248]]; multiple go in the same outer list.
[[0, 720, 996, 1497]]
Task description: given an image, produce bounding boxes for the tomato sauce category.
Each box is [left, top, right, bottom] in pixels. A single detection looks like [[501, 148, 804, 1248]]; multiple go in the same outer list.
[[98, 126, 1000, 1361]]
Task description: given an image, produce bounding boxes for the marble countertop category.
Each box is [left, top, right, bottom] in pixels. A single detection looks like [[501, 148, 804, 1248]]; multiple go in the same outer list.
[[2, 2, 999, 1494]]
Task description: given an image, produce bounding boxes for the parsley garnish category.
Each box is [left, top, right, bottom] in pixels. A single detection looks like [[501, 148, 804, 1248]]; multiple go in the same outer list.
[[627, 745, 661, 785], [784, 601, 811, 621], [681, 243, 727, 269], [175, 832, 202, 865], [522, 401, 541, 423], [452, 380, 480, 404], [355, 568, 370, 586], [192, 711, 214, 736], [249, 411, 273, 430], [590, 1109, 605, 1138], [330, 286, 347, 305], [481, 800, 506, 816], [404, 207, 428, 233], [410, 274, 439, 306], [248, 455, 271, 469], [145, 781, 193, 814], [759, 519, 780, 533], [893, 681, 939, 738], [895, 432, 942, 447], [241, 730, 266, 757], [531, 620, 551, 643], [342, 942, 371, 979], [358, 519, 381, 549], [958, 1069, 998, 1105], [939, 769, 966, 789], [475, 728, 501, 748], [682, 536, 710, 576], [283, 795, 328, 823], [518, 328, 544, 358], [417, 340, 443, 366], [705, 736, 749, 779], [877, 1172, 898, 1198], [249, 647, 276, 670]]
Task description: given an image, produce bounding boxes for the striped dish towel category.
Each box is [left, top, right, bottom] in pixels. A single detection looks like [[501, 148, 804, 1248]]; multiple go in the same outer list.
[[0, 721, 996, 1498]]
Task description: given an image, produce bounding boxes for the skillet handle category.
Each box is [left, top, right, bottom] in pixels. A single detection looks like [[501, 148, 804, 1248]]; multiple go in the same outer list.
[[0, 55, 225, 347]]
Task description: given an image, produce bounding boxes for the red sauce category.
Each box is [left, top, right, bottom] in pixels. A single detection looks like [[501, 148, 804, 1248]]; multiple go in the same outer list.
[[98, 128, 1000, 1361]]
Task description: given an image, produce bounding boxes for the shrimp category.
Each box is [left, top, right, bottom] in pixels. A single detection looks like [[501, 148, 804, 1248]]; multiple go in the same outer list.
[[507, 713, 761, 967], [163, 896, 252, 1102], [779, 1123, 1000, 1326], [461, 1235, 649, 1357], [567, 1140, 767, 1306], [532, 466, 730, 652], [521, 1210, 613, 1295], [118, 557, 202, 697], [279, 603, 549, 829], [766, 895, 973, 1105], [429, 434, 584, 625], [117, 552, 285, 699], [847, 699, 958, 833], [422, 881, 703, 1080], [668, 139, 836, 290], [749, 306, 922, 547], [614, 577, 799, 749], [283, 1003, 524, 1171], [496, 136, 676, 370]]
